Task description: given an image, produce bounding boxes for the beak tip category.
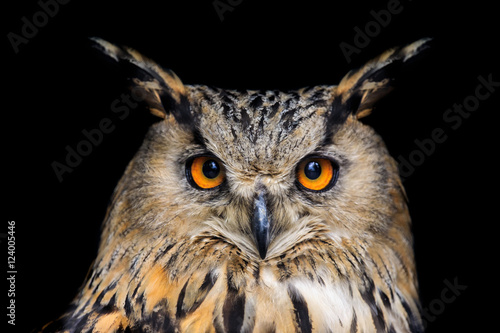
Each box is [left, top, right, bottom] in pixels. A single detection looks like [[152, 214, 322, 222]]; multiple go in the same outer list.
[[258, 246, 268, 260], [254, 227, 270, 260]]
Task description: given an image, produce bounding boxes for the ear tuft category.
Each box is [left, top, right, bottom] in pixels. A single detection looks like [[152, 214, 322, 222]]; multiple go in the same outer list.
[[90, 37, 190, 122], [333, 38, 431, 121]]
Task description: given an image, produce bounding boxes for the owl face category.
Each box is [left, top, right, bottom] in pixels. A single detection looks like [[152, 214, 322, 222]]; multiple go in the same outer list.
[[60, 38, 430, 333], [131, 84, 398, 262]]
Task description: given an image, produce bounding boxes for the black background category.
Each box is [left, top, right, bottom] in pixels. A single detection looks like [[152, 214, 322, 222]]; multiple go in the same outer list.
[[5, 0, 498, 332]]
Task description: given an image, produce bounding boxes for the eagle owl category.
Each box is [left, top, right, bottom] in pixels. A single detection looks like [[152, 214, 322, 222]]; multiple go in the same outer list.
[[42, 38, 430, 333]]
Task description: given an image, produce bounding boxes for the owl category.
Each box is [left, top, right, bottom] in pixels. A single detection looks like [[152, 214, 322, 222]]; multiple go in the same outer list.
[[40, 38, 430, 333]]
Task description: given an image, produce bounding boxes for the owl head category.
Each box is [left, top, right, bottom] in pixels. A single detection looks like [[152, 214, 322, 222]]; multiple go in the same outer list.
[[45, 38, 431, 333], [92, 38, 429, 263]]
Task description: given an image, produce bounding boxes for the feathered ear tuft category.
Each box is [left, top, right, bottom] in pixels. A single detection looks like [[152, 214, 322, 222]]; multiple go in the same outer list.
[[90, 37, 192, 124], [330, 38, 431, 123]]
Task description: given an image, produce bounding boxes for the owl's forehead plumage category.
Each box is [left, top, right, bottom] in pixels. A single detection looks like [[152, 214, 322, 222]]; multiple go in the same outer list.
[[187, 85, 336, 173]]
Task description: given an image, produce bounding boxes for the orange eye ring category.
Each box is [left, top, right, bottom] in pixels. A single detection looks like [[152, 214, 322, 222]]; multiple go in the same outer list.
[[187, 155, 225, 190], [296, 157, 338, 192]]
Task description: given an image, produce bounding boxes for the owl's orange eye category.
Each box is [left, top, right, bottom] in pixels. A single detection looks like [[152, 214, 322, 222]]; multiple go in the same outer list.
[[186, 156, 225, 190], [296, 157, 338, 192]]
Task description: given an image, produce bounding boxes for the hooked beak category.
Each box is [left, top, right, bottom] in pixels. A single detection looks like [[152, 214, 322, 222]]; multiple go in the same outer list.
[[251, 191, 271, 259]]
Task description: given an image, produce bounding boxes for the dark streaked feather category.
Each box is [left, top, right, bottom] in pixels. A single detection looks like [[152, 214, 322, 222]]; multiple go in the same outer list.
[[90, 37, 194, 127], [328, 38, 431, 129], [288, 284, 313, 333]]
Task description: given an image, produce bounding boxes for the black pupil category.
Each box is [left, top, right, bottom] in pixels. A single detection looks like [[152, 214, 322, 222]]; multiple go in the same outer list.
[[202, 160, 220, 179], [304, 161, 321, 180]]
